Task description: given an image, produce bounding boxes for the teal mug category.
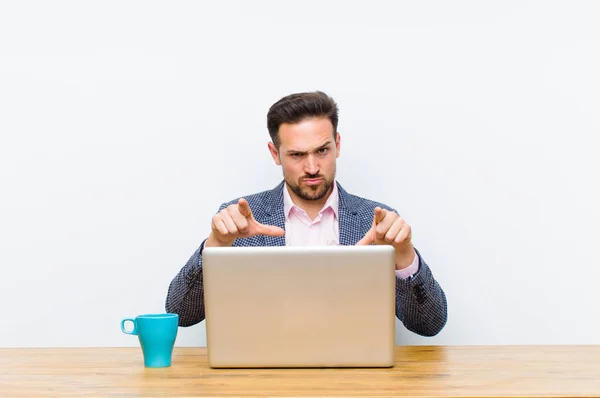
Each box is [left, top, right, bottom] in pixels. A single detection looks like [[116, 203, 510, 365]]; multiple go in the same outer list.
[[121, 313, 179, 368]]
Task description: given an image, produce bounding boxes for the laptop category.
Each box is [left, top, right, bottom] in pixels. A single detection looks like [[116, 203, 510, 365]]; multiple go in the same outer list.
[[202, 245, 396, 368]]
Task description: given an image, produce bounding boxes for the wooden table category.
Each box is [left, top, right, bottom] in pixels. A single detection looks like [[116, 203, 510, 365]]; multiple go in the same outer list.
[[1, 346, 599, 397]]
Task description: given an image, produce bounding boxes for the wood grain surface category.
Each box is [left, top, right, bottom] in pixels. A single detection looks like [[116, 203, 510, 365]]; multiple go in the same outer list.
[[1, 345, 599, 397]]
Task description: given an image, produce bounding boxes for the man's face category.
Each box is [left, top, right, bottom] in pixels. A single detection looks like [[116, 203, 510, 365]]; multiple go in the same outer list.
[[268, 117, 341, 202]]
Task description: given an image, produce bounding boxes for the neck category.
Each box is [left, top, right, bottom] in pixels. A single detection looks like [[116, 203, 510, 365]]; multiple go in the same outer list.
[[286, 183, 334, 220]]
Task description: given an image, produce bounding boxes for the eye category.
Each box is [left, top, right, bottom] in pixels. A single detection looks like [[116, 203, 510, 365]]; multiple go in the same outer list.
[[291, 153, 304, 157], [317, 147, 328, 154]]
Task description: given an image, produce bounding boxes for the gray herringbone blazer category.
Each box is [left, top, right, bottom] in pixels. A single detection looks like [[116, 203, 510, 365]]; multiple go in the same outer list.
[[165, 181, 447, 336]]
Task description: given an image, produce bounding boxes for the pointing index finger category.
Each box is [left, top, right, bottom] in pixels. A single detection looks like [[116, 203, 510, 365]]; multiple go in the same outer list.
[[374, 207, 387, 224], [237, 198, 252, 218]]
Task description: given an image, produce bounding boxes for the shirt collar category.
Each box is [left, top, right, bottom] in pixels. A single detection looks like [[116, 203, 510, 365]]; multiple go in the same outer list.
[[283, 181, 339, 220]]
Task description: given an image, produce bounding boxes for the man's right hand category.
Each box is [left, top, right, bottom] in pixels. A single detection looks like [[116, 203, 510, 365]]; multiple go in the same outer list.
[[205, 198, 285, 247]]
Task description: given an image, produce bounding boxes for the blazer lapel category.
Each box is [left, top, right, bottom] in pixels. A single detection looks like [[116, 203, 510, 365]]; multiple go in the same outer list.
[[262, 181, 286, 247], [337, 182, 364, 246]]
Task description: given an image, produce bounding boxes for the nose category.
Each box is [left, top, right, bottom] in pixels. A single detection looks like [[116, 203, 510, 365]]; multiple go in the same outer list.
[[304, 154, 319, 175]]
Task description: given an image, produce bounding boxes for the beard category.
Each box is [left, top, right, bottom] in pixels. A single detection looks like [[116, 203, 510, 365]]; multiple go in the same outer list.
[[285, 171, 335, 201]]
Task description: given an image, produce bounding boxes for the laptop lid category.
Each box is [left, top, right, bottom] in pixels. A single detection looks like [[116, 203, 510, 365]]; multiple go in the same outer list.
[[202, 245, 396, 368]]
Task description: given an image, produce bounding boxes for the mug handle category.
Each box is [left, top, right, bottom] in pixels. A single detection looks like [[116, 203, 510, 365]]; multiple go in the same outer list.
[[121, 318, 137, 335]]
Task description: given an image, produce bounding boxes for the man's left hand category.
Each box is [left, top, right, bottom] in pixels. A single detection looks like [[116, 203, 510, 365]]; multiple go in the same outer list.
[[356, 207, 416, 270]]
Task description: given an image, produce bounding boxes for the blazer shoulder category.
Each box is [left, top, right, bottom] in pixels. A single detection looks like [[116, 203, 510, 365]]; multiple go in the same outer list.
[[215, 183, 283, 220], [217, 188, 272, 210]]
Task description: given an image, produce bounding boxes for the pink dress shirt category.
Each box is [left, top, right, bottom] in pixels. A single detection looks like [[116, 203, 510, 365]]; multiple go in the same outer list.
[[282, 182, 419, 279]]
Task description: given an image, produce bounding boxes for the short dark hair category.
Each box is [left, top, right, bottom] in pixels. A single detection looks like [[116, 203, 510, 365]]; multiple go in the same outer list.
[[267, 91, 339, 148]]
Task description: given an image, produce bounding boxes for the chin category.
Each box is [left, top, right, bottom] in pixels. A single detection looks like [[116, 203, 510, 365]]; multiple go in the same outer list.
[[302, 186, 328, 200]]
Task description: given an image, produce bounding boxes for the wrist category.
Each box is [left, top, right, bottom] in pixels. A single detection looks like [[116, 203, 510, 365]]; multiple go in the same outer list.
[[395, 246, 416, 270]]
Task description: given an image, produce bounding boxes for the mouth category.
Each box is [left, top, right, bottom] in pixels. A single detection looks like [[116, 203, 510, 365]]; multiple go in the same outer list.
[[302, 177, 324, 186]]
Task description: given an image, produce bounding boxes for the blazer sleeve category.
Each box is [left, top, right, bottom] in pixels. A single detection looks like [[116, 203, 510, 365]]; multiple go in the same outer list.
[[394, 247, 448, 336], [165, 238, 208, 327]]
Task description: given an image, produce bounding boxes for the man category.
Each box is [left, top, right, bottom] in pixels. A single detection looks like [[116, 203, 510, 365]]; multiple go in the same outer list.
[[165, 91, 447, 337]]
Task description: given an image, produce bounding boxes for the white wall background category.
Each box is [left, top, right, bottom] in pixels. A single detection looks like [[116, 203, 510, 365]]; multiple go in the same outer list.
[[1, 0, 599, 348]]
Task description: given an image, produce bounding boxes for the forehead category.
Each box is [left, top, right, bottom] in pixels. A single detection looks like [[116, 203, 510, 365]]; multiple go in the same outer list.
[[277, 117, 335, 150]]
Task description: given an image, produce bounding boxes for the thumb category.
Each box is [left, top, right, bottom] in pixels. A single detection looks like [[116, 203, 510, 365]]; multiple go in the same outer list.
[[255, 223, 285, 237]]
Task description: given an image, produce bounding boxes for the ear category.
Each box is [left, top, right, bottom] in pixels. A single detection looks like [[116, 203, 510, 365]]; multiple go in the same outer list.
[[335, 132, 341, 159], [267, 141, 282, 165]]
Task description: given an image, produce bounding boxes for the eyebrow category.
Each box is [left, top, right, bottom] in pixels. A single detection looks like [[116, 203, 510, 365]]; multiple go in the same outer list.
[[286, 141, 332, 155]]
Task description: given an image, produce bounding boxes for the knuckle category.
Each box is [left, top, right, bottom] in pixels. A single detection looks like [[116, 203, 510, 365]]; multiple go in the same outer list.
[[236, 204, 247, 215], [227, 204, 238, 213]]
